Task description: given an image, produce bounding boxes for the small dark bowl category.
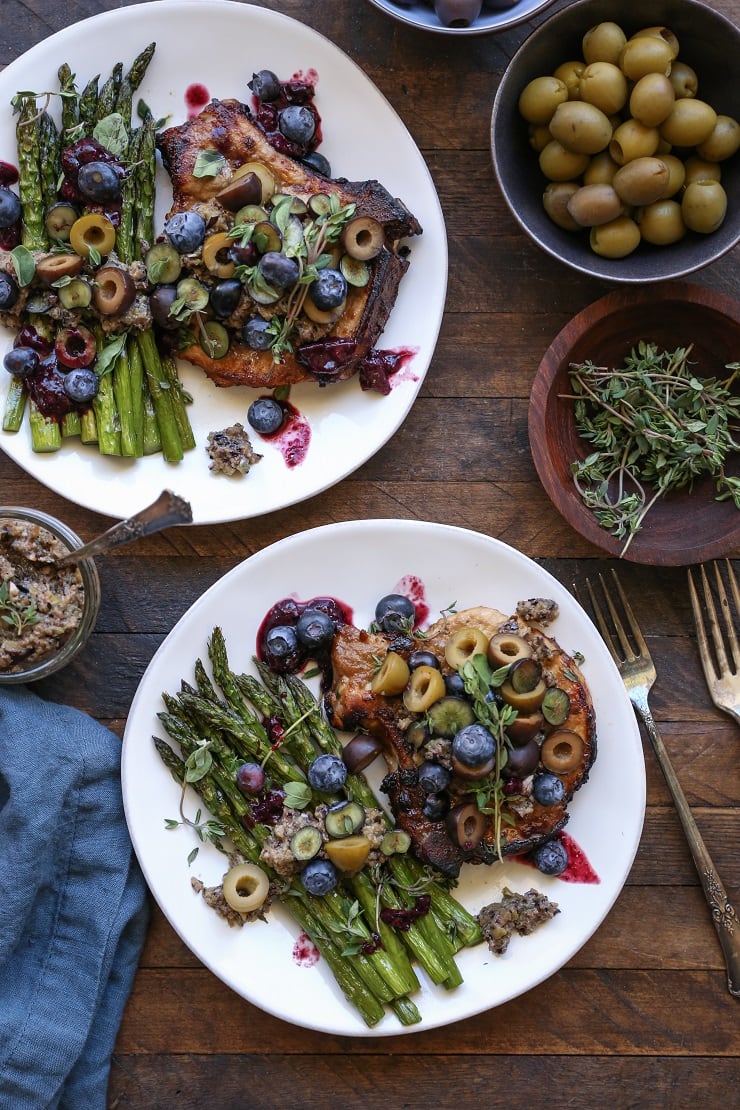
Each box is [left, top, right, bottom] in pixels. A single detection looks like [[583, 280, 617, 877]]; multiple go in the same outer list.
[[529, 283, 740, 565], [491, 0, 740, 282]]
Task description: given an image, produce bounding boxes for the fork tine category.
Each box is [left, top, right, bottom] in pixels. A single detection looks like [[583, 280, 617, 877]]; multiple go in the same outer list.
[[608, 569, 651, 659], [688, 567, 717, 682], [699, 563, 731, 676], [583, 578, 619, 665], [596, 570, 642, 662], [714, 561, 740, 673]]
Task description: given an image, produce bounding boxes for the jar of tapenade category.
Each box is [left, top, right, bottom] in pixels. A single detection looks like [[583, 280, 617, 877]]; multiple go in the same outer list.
[[0, 506, 101, 683]]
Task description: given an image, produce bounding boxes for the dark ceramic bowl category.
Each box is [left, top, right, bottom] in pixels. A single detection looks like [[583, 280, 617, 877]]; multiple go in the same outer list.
[[366, 0, 555, 35], [529, 283, 740, 565], [491, 0, 740, 282]]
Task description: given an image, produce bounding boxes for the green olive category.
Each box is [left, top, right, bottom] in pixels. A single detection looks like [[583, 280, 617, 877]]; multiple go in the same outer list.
[[629, 25, 679, 59], [618, 36, 674, 81], [696, 116, 740, 163], [552, 60, 585, 100], [683, 156, 722, 186], [324, 836, 371, 876], [540, 729, 585, 774], [589, 215, 641, 258], [609, 119, 659, 165], [403, 665, 446, 713], [518, 75, 568, 125], [548, 101, 613, 155], [566, 183, 624, 227], [528, 124, 552, 152], [222, 863, 269, 914], [668, 61, 698, 100], [681, 180, 727, 234], [444, 626, 489, 669], [658, 154, 686, 197], [629, 73, 675, 127], [69, 212, 116, 260], [636, 199, 686, 245], [371, 651, 411, 696], [582, 21, 626, 66], [202, 231, 236, 278], [613, 157, 669, 206], [499, 677, 547, 714], [543, 181, 581, 230], [583, 151, 619, 186], [579, 62, 628, 116], [660, 99, 717, 148], [487, 631, 532, 668], [538, 140, 590, 182]]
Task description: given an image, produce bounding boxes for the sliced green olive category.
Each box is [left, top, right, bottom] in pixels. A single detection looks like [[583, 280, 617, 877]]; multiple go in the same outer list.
[[371, 650, 410, 696], [45, 202, 78, 242], [69, 212, 116, 260], [402, 664, 446, 712], [222, 862, 270, 913], [325, 801, 366, 839], [542, 687, 571, 726], [200, 320, 230, 359], [508, 657, 544, 694], [446, 803, 486, 849], [488, 631, 532, 668], [92, 265, 136, 315], [289, 825, 322, 861], [541, 728, 584, 773], [340, 215, 384, 261], [500, 677, 547, 713], [444, 626, 489, 670], [146, 242, 182, 284], [324, 834, 371, 875], [202, 232, 236, 277]]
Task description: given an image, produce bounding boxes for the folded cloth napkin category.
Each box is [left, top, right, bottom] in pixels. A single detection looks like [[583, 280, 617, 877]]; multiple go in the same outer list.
[[0, 685, 149, 1110]]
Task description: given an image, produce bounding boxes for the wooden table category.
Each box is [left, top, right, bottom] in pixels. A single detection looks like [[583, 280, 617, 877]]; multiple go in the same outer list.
[[2, 1, 739, 1105]]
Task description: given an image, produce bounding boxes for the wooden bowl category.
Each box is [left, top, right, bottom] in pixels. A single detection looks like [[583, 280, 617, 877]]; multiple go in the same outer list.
[[491, 0, 740, 283], [528, 283, 740, 565]]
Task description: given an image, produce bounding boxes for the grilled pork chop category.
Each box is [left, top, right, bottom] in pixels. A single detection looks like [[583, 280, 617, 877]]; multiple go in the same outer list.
[[156, 98, 422, 389], [326, 605, 597, 878]]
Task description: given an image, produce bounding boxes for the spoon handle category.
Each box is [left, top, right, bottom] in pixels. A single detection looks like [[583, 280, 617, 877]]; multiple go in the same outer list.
[[56, 490, 193, 566]]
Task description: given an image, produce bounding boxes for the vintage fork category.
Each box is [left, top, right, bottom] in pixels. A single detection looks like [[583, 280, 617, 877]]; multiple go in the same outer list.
[[581, 569, 740, 999], [687, 561, 740, 727]]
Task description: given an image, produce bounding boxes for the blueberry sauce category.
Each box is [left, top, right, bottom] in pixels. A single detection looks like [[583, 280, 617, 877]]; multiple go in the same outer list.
[[0, 161, 19, 186], [59, 137, 125, 227], [380, 893, 431, 930], [9, 327, 92, 422], [253, 397, 311, 468], [295, 338, 413, 395], [393, 574, 429, 628], [257, 595, 353, 683], [292, 932, 320, 967], [185, 82, 210, 118], [242, 788, 286, 829], [519, 831, 600, 884], [251, 73, 322, 159]]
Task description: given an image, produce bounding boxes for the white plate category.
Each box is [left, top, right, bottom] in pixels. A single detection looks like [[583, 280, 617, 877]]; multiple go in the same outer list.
[[122, 519, 645, 1036], [0, 1, 446, 523], [366, 0, 556, 35]]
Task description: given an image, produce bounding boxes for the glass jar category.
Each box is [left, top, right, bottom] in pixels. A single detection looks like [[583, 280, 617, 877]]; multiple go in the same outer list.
[[0, 506, 101, 684]]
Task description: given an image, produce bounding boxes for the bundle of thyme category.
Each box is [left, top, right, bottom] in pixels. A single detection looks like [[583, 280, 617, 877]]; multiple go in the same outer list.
[[565, 341, 740, 556]]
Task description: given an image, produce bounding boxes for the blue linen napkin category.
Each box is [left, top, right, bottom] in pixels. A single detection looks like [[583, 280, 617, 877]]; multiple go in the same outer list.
[[0, 685, 149, 1110]]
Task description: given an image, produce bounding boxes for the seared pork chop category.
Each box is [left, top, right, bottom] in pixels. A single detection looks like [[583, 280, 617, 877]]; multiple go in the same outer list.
[[326, 605, 597, 878]]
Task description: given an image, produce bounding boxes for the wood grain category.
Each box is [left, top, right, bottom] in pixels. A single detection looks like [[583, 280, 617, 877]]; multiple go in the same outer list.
[[1, 1, 738, 1106]]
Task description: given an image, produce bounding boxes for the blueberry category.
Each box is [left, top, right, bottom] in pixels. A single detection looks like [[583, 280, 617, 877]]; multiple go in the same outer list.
[[165, 210, 207, 254], [63, 367, 99, 404], [0, 186, 22, 229], [248, 397, 284, 435], [209, 278, 242, 318], [296, 608, 336, 653], [307, 753, 347, 793], [259, 251, 299, 290], [452, 723, 496, 768], [150, 284, 180, 330], [408, 650, 440, 671], [278, 105, 316, 146], [300, 858, 338, 896], [422, 793, 450, 821], [236, 761, 266, 796], [375, 593, 415, 635], [262, 624, 300, 670], [300, 151, 332, 177], [0, 271, 19, 310], [531, 837, 568, 876], [417, 761, 451, 794], [242, 316, 273, 351], [77, 161, 121, 203], [248, 69, 281, 102], [308, 268, 347, 311], [4, 346, 39, 379], [444, 672, 466, 698], [532, 772, 566, 807]]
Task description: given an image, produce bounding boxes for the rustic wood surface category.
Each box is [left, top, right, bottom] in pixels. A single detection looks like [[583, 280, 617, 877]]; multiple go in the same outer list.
[[2, 1, 739, 1106]]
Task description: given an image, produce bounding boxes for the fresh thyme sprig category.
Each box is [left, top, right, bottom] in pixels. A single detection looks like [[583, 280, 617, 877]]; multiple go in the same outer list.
[[0, 581, 40, 635], [564, 342, 740, 556]]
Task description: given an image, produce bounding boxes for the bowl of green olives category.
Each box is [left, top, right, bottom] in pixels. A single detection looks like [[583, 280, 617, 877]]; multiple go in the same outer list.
[[491, 0, 740, 281], [366, 0, 556, 35]]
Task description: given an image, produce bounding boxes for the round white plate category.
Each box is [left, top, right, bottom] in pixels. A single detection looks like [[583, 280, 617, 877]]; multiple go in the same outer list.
[[122, 519, 646, 1036], [0, 1, 446, 523], [366, 0, 556, 35]]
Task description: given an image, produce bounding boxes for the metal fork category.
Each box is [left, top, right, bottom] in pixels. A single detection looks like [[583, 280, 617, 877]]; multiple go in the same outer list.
[[581, 569, 740, 999], [687, 561, 740, 727]]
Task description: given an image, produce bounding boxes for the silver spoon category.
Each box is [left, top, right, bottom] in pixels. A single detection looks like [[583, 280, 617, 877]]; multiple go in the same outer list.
[[54, 490, 193, 567]]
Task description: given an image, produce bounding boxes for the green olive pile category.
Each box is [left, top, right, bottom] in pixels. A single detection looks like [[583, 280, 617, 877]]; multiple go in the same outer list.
[[518, 21, 740, 258]]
